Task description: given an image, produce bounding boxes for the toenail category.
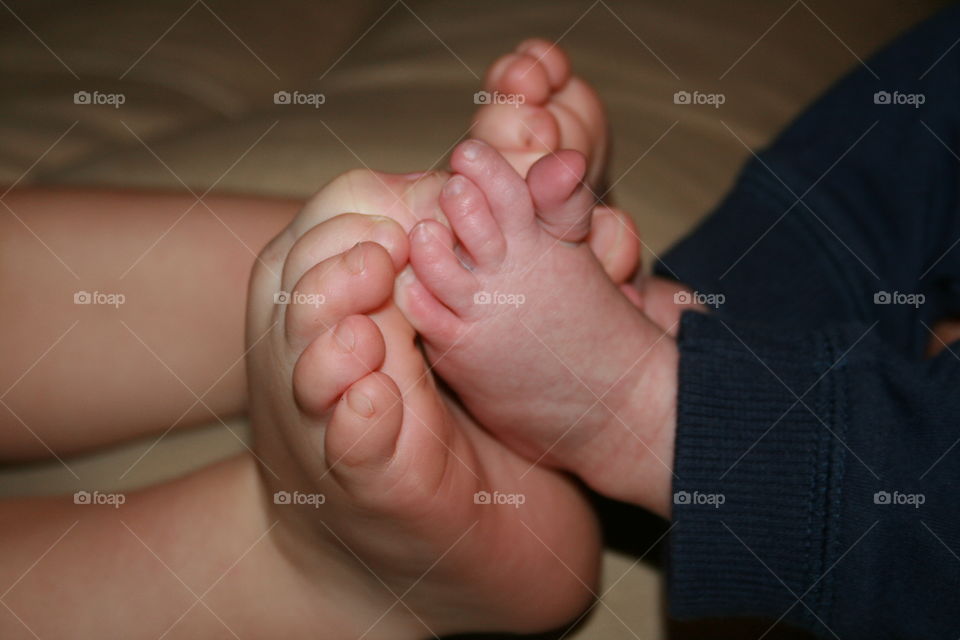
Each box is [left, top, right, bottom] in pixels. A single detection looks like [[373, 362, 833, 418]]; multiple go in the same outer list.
[[333, 322, 355, 353], [443, 176, 465, 197], [346, 388, 374, 417], [344, 243, 366, 274], [412, 222, 433, 244], [461, 140, 483, 161]]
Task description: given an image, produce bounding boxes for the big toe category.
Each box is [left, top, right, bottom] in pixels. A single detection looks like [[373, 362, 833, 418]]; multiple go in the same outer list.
[[527, 150, 595, 243]]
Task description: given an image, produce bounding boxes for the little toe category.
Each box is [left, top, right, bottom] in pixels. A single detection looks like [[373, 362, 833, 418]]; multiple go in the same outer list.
[[449, 140, 535, 234], [293, 314, 386, 416], [408, 220, 478, 312], [439, 174, 505, 266], [283, 242, 395, 349], [527, 150, 595, 243]]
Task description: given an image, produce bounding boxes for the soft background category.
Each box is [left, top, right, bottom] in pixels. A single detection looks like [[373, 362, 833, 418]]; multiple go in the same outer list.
[[0, 1, 946, 637]]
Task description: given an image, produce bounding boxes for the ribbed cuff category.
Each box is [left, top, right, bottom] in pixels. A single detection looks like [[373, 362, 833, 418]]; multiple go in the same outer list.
[[667, 312, 845, 633]]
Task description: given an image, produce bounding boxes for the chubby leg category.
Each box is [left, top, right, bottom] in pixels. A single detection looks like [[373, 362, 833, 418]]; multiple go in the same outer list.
[[2, 169, 638, 460], [0, 188, 298, 460], [0, 454, 425, 640]]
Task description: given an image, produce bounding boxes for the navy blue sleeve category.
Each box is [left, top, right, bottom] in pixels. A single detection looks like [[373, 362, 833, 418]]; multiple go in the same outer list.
[[655, 6, 960, 637], [667, 312, 960, 638], [658, 4, 960, 354]]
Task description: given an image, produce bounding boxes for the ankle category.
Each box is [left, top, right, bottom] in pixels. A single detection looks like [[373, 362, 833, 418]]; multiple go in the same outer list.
[[573, 330, 678, 518]]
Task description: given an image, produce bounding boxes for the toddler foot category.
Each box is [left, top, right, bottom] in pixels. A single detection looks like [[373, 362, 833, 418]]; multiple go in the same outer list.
[[473, 39, 608, 190], [247, 195, 601, 636], [398, 140, 678, 515], [474, 39, 641, 289]]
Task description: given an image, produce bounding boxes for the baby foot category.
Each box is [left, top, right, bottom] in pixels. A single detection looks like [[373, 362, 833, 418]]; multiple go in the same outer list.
[[398, 140, 678, 514], [474, 39, 643, 293], [473, 38, 608, 190], [247, 190, 601, 636]]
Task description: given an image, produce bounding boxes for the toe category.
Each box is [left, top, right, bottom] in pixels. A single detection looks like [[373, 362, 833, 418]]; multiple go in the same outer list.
[[589, 206, 641, 283], [527, 150, 596, 243], [325, 371, 403, 472], [472, 104, 560, 158], [283, 242, 395, 348], [281, 213, 408, 294], [484, 52, 551, 105], [408, 220, 479, 312], [439, 174, 505, 266], [395, 267, 462, 346], [516, 39, 571, 90], [450, 140, 535, 235], [293, 314, 386, 415]]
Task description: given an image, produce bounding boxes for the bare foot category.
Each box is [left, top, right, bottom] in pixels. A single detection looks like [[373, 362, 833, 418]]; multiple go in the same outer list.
[[473, 38, 608, 190], [397, 140, 678, 517], [245, 171, 601, 637], [473, 39, 642, 293]]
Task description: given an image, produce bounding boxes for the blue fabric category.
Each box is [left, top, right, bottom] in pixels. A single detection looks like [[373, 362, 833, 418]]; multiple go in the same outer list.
[[656, 5, 960, 637]]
